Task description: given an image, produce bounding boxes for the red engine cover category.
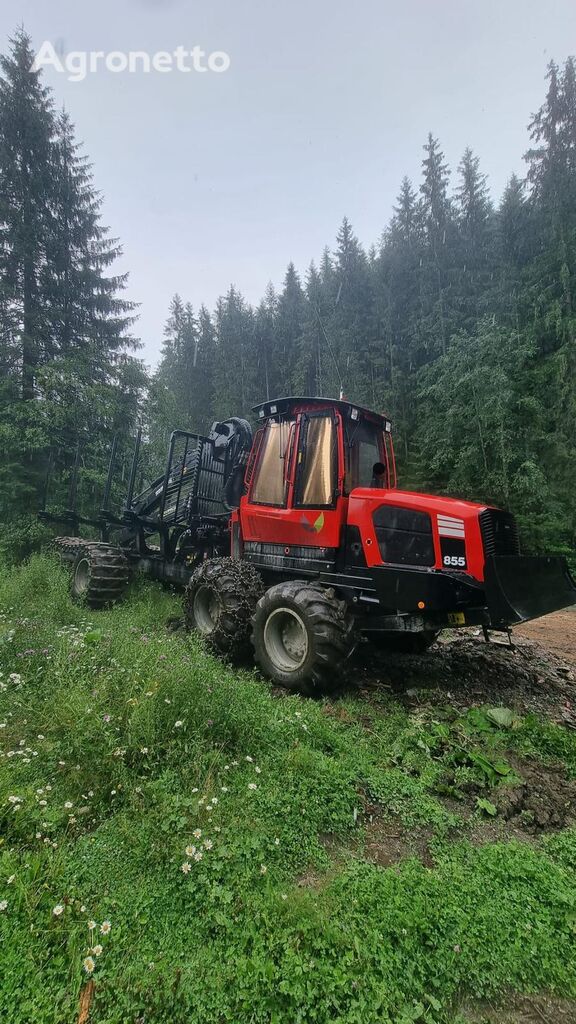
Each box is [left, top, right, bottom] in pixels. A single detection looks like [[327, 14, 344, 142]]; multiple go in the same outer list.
[[347, 488, 488, 582]]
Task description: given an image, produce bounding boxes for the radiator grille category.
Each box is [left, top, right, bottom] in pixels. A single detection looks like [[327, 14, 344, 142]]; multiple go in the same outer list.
[[479, 508, 520, 557]]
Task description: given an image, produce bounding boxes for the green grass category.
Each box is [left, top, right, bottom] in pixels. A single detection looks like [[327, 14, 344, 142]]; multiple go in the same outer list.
[[1, 556, 576, 1023]]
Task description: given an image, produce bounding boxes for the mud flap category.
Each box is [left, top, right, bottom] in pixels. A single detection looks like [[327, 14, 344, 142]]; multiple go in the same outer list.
[[484, 555, 576, 627]]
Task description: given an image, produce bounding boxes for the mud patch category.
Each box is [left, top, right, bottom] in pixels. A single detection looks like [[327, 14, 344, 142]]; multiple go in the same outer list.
[[437, 755, 576, 836], [354, 634, 576, 725], [493, 759, 576, 833], [460, 992, 576, 1023], [364, 815, 436, 867]]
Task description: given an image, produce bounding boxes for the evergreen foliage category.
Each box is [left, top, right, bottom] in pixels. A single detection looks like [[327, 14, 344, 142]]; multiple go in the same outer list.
[[0, 29, 145, 549]]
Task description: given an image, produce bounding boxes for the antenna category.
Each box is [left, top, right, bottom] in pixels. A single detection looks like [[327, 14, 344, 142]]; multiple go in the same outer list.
[[314, 305, 345, 399]]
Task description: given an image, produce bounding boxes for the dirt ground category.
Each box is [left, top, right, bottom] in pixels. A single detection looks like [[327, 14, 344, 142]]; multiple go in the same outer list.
[[460, 993, 576, 1024], [353, 608, 576, 726], [515, 609, 576, 666]]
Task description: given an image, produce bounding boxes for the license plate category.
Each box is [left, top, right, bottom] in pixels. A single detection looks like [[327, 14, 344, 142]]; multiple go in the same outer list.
[[447, 612, 466, 626]]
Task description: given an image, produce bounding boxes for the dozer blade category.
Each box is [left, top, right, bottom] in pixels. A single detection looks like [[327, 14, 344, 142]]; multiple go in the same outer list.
[[484, 555, 576, 627]]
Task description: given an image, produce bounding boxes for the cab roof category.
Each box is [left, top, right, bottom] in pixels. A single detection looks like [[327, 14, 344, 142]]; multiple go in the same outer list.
[[252, 396, 392, 431]]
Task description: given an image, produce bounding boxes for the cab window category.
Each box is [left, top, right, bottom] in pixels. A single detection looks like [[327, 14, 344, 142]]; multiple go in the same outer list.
[[250, 420, 294, 506], [295, 413, 336, 507], [345, 419, 386, 492]]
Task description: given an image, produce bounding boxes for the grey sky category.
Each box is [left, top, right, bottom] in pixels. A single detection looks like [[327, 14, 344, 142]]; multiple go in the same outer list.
[[2, 0, 576, 367]]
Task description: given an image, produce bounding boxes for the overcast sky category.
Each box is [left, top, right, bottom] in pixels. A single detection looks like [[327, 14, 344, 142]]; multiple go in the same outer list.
[[2, 0, 575, 366]]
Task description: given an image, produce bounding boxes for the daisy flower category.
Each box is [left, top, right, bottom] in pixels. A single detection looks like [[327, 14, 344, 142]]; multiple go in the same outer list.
[[260, 864, 267, 875], [83, 956, 95, 974], [100, 921, 111, 935], [87, 920, 97, 931], [92, 944, 103, 957], [0, 900, 7, 911], [193, 851, 203, 862], [248, 783, 258, 791], [203, 839, 213, 850], [181, 862, 191, 874], [52, 904, 65, 917], [193, 828, 202, 839]]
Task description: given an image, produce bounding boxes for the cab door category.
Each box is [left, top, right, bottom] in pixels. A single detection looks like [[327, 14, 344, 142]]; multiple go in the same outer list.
[[240, 410, 346, 561]]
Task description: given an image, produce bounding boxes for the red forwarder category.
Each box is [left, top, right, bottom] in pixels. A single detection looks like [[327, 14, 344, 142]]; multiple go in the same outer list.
[[42, 396, 576, 692]]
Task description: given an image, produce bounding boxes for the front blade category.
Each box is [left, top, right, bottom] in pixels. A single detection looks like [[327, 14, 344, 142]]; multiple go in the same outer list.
[[484, 555, 576, 627]]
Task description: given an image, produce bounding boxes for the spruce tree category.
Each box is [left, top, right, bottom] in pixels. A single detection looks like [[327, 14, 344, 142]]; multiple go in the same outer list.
[[454, 148, 494, 325], [419, 134, 454, 355], [0, 30, 144, 532], [274, 263, 306, 396]]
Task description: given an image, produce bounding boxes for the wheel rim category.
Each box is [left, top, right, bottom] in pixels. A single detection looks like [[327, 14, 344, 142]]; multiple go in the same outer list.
[[193, 585, 221, 635], [74, 558, 91, 594], [264, 608, 309, 673]]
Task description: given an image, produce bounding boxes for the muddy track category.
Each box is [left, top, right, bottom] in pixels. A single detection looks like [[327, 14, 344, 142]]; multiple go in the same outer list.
[[352, 610, 576, 725]]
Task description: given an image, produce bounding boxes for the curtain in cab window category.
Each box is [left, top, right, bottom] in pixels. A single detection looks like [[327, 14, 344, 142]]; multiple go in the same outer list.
[[300, 416, 335, 505], [251, 421, 293, 505]]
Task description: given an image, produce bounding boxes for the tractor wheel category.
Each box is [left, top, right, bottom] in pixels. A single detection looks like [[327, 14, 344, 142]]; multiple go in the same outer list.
[[252, 581, 356, 694], [71, 543, 130, 608], [184, 558, 264, 659], [52, 536, 86, 566], [368, 630, 440, 654]]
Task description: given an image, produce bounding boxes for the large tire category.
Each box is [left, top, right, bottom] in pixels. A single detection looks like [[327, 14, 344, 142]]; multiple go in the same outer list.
[[52, 536, 86, 565], [368, 630, 440, 654], [184, 558, 264, 659], [252, 581, 356, 694], [71, 543, 129, 608]]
